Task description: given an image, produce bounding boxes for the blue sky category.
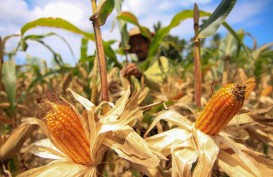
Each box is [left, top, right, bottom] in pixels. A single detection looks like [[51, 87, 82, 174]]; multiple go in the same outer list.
[[1, 0, 272, 66]]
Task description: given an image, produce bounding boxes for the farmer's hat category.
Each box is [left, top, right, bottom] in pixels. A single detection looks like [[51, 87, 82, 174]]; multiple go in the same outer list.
[[127, 27, 153, 53]]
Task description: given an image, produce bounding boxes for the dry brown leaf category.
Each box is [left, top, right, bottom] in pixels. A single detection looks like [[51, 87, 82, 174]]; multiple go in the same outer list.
[[104, 127, 161, 168], [0, 123, 35, 162], [18, 87, 161, 177], [192, 129, 219, 177], [218, 150, 257, 177], [17, 160, 91, 177], [131, 163, 165, 177], [146, 128, 192, 156], [171, 147, 198, 177], [247, 106, 273, 115]]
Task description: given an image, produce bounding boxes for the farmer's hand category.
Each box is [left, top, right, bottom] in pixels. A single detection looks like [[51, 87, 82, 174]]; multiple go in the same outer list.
[[121, 63, 142, 78]]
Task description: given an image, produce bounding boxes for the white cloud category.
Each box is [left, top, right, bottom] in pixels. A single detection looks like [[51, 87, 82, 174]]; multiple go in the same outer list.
[[228, 1, 267, 26], [122, 0, 269, 40], [0, 0, 31, 35], [0, 0, 93, 65], [122, 0, 148, 16], [35, 3, 83, 24], [179, 0, 213, 8], [170, 19, 194, 40], [31, 1, 93, 31]]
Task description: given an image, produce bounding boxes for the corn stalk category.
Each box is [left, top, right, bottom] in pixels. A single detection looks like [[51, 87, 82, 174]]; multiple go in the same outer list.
[[90, 0, 109, 103], [193, 3, 202, 108]]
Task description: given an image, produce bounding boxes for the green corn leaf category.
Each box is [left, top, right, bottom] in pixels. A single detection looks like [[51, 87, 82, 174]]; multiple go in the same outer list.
[[22, 32, 75, 61], [21, 18, 95, 41], [115, 0, 129, 51], [117, 11, 139, 26], [198, 0, 237, 38], [118, 8, 251, 70], [219, 32, 239, 58], [2, 35, 21, 58], [20, 18, 94, 58], [21, 18, 121, 68], [80, 38, 88, 62], [2, 34, 21, 47], [1, 59, 16, 110], [141, 10, 210, 70], [222, 22, 253, 61], [117, 11, 152, 40], [104, 40, 122, 69], [252, 42, 273, 60], [90, 0, 115, 26], [27, 67, 72, 91], [34, 40, 64, 66], [146, 9, 252, 70]]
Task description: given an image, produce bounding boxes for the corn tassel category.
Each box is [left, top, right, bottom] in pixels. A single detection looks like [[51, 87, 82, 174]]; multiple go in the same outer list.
[[44, 102, 91, 165], [195, 84, 246, 135]]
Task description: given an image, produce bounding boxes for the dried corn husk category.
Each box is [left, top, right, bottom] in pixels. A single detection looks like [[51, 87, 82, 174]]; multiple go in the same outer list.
[[145, 110, 273, 177], [0, 122, 35, 162], [18, 87, 163, 177]]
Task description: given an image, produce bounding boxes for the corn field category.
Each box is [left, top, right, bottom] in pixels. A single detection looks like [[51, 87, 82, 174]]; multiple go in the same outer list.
[[1, 0, 273, 177]]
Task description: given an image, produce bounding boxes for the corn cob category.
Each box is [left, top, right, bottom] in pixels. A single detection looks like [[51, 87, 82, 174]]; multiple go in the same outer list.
[[195, 84, 246, 135], [44, 102, 91, 165]]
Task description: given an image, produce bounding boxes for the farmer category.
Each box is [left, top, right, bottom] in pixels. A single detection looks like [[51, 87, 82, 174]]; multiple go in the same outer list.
[[120, 27, 151, 79], [120, 27, 169, 92]]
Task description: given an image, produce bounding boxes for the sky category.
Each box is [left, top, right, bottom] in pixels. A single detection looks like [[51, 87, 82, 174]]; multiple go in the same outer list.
[[1, 0, 273, 66]]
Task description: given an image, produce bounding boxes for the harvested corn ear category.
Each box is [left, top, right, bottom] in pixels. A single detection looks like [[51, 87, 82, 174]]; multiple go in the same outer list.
[[44, 102, 92, 165], [195, 84, 246, 135]]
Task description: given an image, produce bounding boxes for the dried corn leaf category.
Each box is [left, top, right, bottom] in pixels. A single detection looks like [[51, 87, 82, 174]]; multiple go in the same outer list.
[[218, 149, 258, 177], [247, 126, 273, 147], [0, 114, 12, 125], [218, 134, 262, 176], [247, 106, 273, 115], [192, 128, 219, 177], [0, 122, 35, 161], [69, 89, 95, 110], [228, 113, 255, 126], [136, 87, 149, 105], [68, 88, 96, 140], [22, 118, 49, 137], [99, 88, 145, 133], [100, 87, 131, 122], [260, 96, 273, 104], [171, 143, 198, 177], [17, 160, 91, 177], [218, 147, 273, 177], [131, 163, 164, 177], [145, 110, 192, 138], [242, 149, 273, 176], [146, 128, 192, 156], [224, 126, 250, 141], [28, 139, 66, 160], [104, 127, 161, 168]]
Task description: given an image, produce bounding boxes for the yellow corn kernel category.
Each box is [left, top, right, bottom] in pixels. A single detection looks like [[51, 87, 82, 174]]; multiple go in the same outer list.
[[44, 102, 91, 165], [195, 84, 246, 135]]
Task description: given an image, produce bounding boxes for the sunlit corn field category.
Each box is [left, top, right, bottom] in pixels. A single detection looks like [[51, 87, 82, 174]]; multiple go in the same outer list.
[[1, 0, 273, 177]]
